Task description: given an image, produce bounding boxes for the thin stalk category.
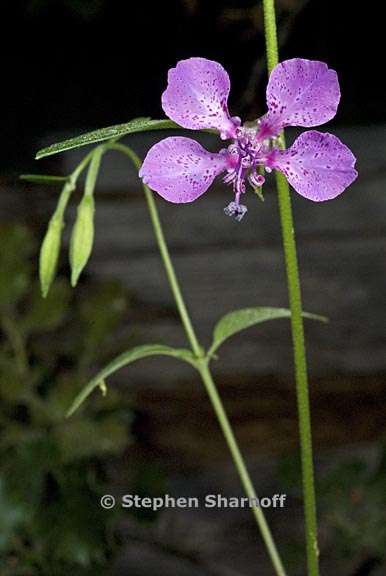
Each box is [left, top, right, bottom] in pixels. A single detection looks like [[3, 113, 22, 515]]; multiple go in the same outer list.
[[108, 142, 201, 355], [55, 148, 96, 219], [198, 360, 286, 576], [262, 1, 320, 574], [109, 141, 287, 576], [143, 186, 202, 356]]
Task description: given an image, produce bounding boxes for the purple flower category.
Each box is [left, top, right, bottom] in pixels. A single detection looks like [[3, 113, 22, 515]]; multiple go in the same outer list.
[[140, 57, 357, 221]]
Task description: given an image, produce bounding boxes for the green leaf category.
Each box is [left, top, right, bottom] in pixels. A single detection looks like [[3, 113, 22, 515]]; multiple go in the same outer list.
[[36, 118, 180, 159], [67, 344, 197, 417], [20, 174, 68, 185], [209, 307, 327, 356]]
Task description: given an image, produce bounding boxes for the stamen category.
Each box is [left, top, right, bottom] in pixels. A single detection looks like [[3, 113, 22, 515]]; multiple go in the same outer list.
[[236, 166, 245, 195], [224, 201, 248, 222], [249, 172, 265, 188], [223, 170, 237, 184], [221, 124, 279, 218]]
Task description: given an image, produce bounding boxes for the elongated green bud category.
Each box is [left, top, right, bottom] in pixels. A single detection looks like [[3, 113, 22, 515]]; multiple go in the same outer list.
[[69, 148, 102, 287], [39, 213, 63, 298], [38, 178, 75, 297], [70, 195, 95, 287]]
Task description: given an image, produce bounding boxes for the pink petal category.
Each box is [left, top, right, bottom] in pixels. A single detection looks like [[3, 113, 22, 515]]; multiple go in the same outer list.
[[139, 137, 228, 203], [161, 57, 239, 139], [261, 59, 341, 135], [271, 130, 358, 201]]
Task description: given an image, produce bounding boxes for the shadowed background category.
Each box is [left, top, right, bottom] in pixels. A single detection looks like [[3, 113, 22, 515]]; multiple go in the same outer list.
[[1, 1, 386, 575]]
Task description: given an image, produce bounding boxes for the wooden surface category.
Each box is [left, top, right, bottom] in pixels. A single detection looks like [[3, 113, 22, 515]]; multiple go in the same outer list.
[[3, 124, 386, 460], [2, 124, 386, 576]]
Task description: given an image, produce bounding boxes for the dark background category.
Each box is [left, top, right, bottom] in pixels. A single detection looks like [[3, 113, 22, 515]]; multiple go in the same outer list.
[[4, 0, 385, 170], [1, 2, 386, 576]]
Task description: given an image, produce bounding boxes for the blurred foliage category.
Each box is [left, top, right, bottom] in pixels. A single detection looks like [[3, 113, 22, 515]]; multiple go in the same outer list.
[[0, 224, 133, 575], [279, 447, 386, 573], [319, 451, 386, 567], [26, 0, 107, 20]]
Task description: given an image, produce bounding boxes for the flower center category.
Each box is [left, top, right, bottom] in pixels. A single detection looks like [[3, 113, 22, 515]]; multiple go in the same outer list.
[[223, 123, 275, 220]]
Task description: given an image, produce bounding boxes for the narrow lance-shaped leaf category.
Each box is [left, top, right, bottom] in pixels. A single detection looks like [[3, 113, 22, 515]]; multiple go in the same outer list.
[[20, 174, 69, 185], [69, 148, 103, 286], [36, 118, 180, 159], [67, 344, 197, 417], [208, 307, 327, 357]]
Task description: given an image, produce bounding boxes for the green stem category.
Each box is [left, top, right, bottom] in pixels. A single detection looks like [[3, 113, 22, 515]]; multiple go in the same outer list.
[[110, 142, 287, 576], [108, 143, 201, 355], [262, 1, 320, 574], [143, 186, 202, 356], [55, 148, 96, 219], [198, 361, 286, 576]]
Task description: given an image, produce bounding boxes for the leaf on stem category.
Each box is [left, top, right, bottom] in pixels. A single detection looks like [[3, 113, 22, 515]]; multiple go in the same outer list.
[[208, 307, 327, 357], [20, 174, 69, 185], [36, 118, 180, 159], [67, 344, 197, 417]]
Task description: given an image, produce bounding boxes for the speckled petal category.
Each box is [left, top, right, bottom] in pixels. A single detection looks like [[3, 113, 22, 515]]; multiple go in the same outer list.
[[139, 137, 228, 203], [161, 58, 239, 139], [271, 130, 358, 201], [261, 59, 340, 135]]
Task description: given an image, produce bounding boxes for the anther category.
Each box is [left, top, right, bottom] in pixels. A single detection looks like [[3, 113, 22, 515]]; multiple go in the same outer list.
[[224, 201, 248, 222]]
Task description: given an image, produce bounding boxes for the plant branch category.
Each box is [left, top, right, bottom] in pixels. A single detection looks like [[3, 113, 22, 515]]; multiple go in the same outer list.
[[109, 141, 287, 576]]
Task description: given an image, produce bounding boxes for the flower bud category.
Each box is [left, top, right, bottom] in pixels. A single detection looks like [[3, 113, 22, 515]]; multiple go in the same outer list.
[[69, 195, 95, 287], [39, 214, 63, 298]]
